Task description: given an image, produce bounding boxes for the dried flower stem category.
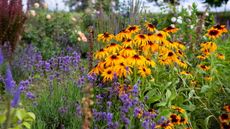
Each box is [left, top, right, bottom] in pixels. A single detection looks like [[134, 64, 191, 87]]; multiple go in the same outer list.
[[88, 26, 94, 71]]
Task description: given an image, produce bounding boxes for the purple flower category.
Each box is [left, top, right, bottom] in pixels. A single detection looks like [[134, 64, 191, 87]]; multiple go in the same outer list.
[[26, 92, 35, 99], [11, 87, 21, 107], [5, 65, 15, 94], [106, 112, 113, 123], [0, 47, 3, 65]]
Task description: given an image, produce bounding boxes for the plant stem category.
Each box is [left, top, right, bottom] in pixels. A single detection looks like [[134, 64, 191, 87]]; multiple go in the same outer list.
[[5, 98, 11, 129]]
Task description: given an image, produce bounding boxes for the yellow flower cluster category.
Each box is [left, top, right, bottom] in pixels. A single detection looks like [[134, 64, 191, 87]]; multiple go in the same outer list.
[[91, 23, 188, 82]]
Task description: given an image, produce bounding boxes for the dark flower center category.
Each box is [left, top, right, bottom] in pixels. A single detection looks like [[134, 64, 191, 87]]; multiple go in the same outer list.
[[107, 70, 112, 74], [148, 24, 155, 28], [104, 32, 110, 38], [209, 30, 219, 35], [138, 34, 146, 39], [133, 55, 140, 59], [128, 26, 137, 31], [168, 52, 174, 56], [111, 55, 118, 59], [157, 33, 163, 37]]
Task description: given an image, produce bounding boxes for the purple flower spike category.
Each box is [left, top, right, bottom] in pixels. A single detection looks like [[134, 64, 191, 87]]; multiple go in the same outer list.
[[5, 65, 15, 94], [11, 87, 21, 107]]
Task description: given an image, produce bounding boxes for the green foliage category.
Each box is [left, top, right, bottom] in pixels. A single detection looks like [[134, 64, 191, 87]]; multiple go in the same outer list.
[[30, 80, 83, 129], [22, 10, 81, 59], [0, 107, 35, 129]]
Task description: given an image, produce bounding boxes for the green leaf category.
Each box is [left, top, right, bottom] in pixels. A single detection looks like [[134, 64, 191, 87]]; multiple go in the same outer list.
[[0, 114, 6, 124], [22, 122, 31, 129], [166, 89, 172, 101], [200, 85, 210, 93], [156, 102, 167, 107], [26, 112, 36, 121], [204, 115, 215, 129]]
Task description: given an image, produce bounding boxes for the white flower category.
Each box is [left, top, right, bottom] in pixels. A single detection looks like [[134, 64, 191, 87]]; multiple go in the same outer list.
[[205, 12, 209, 16], [170, 24, 175, 28], [46, 14, 52, 20], [178, 16, 182, 20], [158, 0, 164, 4], [30, 10, 36, 17], [190, 25, 194, 29], [177, 19, 182, 24], [78, 37, 81, 41], [171, 17, 177, 22], [34, 3, 40, 8]]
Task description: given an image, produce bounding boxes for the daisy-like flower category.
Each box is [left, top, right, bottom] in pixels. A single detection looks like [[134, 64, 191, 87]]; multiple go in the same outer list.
[[197, 55, 208, 60], [144, 21, 156, 32], [119, 46, 137, 57], [101, 67, 116, 82], [177, 60, 188, 69], [173, 41, 186, 50], [145, 58, 156, 67], [127, 54, 146, 66], [200, 42, 217, 55], [219, 113, 229, 122], [171, 106, 186, 113], [212, 24, 228, 33], [134, 34, 148, 47], [94, 48, 109, 60], [126, 25, 141, 34], [142, 41, 159, 53], [180, 71, 192, 77], [155, 31, 170, 42], [204, 76, 212, 81], [176, 49, 184, 57], [122, 38, 133, 47], [115, 29, 131, 42], [158, 58, 171, 66], [221, 122, 230, 129], [138, 66, 151, 78], [205, 28, 222, 39], [105, 54, 124, 66], [97, 32, 114, 43], [114, 61, 132, 78], [198, 64, 210, 71], [179, 117, 188, 125], [106, 43, 121, 54], [169, 114, 181, 125], [163, 26, 179, 33], [217, 53, 225, 60], [88, 61, 106, 75]]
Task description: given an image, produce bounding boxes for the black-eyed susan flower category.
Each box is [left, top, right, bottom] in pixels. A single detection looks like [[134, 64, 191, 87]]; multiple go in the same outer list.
[[221, 122, 230, 129], [134, 34, 149, 47], [217, 53, 225, 60], [127, 54, 146, 66], [198, 64, 210, 71], [144, 21, 156, 32], [94, 48, 109, 60], [171, 106, 185, 113], [105, 54, 124, 66], [197, 55, 208, 60], [180, 71, 192, 77], [106, 43, 121, 54], [200, 42, 217, 55], [145, 58, 156, 67], [119, 46, 137, 57], [176, 49, 184, 57], [163, 26, 179, 33], [204, 76, 212, 81], [126, 25, 141, 34], [158, 59, 171, 66], [101, 67, 116, 82], [89, 61, 106, 75], [212, 25, 228, 33], [173, 41, 186, 50], [224, 105, 230, 112], [170, 114, 181, 124], [97, 32, 114, 43], [122, 38, 133, 47], [115, 29, 131, 42], [138, 66, 151, 77], [179, 117, 188, 125], [114, 62, 132, 78], [155, 31, 170, 42], [206, 28, 222, 39], [142, 41, 159, 53], [219, 113, 229, 122], [177, 60, 188, 69]]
